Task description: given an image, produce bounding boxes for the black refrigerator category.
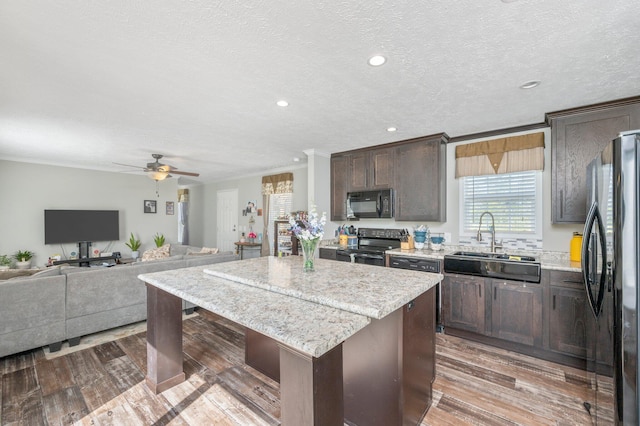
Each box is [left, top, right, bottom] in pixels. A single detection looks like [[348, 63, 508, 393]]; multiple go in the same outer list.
[[582, 129, 640, 424]]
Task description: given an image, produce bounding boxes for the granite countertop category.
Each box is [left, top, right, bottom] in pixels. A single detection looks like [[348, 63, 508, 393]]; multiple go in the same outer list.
[[204, 256, 443, 319], [139, 265, 370, 358]]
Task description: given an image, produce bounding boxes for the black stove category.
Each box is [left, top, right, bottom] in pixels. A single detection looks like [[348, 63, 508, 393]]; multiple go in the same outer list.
[[335, 228, 404, 266]]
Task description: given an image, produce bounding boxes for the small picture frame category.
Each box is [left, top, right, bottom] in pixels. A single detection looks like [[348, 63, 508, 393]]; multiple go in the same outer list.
[[144, 200, 157, 214], [166, 201, 175, 215]]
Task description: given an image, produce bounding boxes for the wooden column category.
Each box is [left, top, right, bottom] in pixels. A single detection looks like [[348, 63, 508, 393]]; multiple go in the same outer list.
[[278, 344, 344, 426], [145, 284, 185, 394]]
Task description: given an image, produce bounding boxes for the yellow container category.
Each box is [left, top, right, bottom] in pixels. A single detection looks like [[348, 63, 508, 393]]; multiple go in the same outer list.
[[339, 234, 349, 247], [570, 232, 582, 262]]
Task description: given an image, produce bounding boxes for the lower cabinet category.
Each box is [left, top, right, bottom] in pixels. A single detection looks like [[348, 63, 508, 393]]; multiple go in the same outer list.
[[319, 248, 337, 260], [442, 269, 592, 368], [490, 279, 543, 347], [442, 274, 486, 335]]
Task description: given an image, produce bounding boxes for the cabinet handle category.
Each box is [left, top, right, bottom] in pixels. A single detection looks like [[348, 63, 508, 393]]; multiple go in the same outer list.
[[559, 190, 563, 218], [553, 295, 556, 310], [494, 287, 497, 300], [479, 285, 482, 298]]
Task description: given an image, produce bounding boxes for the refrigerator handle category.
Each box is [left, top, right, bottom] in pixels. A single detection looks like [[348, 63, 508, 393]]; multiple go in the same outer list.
[[582, 202, 599, 318], [594, 211, 607, 314]]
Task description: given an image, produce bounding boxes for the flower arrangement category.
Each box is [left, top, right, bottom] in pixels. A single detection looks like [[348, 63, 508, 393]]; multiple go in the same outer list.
[[248, 231, 257, 239], [289, 205, 327, 271], [288, 205, 327, 241]]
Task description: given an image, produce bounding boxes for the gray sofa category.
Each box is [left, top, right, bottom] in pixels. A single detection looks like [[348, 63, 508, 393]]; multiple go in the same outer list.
[[0, 245, 240, 358]]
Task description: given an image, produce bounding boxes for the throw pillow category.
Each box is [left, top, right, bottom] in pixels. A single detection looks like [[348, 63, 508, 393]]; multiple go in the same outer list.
[[141, 244, 171, 261], [200, 247, 219, 254]]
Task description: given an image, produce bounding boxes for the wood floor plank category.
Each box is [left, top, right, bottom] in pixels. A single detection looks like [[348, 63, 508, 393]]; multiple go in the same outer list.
[[36, 356, 74, 396], [161, 379, 235, 425], [1, 366, 46, 425], [66, 349, 121, 412], [93, 340, 127, 364], [42, 385, 89, 424], [102, 355, 146, 394], [115, 333, 148, 372]]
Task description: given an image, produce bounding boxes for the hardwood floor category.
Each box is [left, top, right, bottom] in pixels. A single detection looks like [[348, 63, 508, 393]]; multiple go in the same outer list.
[[1, 310, 598, 425]]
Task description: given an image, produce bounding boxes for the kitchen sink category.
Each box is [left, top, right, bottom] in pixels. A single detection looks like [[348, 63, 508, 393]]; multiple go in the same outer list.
[[443, 251, 541, 283]]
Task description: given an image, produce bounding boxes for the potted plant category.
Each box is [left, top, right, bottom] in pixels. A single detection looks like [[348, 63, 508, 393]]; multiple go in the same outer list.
[[0, 254, 12, 270], [14, 250, 34, 270], [153, 233, 166, 248], [125, 233, 142, 260]]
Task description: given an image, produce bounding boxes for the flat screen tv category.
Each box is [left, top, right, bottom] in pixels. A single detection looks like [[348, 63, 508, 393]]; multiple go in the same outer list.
[[44, 210, 120, 244]]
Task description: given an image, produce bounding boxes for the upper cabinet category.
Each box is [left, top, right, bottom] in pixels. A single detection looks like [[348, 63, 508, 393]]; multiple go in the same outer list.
[[330, 133, 448, 222], [349, 147, 394, 192], [547, 98, 640, 223], [330, 154, 350, 221], [394, 134, 448, 222]]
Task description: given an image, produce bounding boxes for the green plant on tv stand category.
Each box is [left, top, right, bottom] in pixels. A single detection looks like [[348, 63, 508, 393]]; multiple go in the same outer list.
[[125, 233, 141, 252]]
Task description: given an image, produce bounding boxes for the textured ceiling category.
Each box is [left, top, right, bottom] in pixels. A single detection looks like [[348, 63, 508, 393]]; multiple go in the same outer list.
[[1, 1, 639, 183]]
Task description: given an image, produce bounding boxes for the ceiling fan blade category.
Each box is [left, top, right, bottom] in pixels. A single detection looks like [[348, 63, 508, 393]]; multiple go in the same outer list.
[[169, 170, 200, 177], [113, 162, 145, 170]]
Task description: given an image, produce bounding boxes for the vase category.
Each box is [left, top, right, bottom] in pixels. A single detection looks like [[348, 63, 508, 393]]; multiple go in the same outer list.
[[299, 237, 320, 272]]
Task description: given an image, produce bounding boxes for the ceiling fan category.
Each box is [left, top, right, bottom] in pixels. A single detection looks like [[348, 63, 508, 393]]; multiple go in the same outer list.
[[114, 154, 200, 181]]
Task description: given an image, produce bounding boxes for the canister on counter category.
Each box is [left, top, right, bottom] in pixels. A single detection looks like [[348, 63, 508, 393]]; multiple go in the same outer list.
[[570, 232, 583, 262], [339, 234, 349, 247]]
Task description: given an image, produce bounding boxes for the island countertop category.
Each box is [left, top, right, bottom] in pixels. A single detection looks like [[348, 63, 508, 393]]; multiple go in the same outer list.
[[203, 256, 443, 319], [139, 265, 371, 358]]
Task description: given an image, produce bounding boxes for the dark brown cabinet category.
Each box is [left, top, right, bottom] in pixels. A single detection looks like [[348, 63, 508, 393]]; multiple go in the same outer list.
[[442, 274, 486, 335], [330, 154, 349, 221], [394, 134, 447, 222], [330, 133, 447, 222], [547, 98, 640, 223], [348, 147, 394, 191], [319, 247, 337, 260], [546, 270, 590, 359], [490, 279, 543, 347]]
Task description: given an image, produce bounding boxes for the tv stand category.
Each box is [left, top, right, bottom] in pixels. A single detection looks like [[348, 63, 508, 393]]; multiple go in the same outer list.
[[52, 255, 119, 267]]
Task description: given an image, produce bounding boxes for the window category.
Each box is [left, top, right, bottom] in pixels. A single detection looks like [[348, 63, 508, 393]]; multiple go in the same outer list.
[[460, 171, 542, 237]]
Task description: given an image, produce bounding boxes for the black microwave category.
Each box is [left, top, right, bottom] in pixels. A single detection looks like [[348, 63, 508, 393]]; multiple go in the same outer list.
[[347, 189, 393, 219]]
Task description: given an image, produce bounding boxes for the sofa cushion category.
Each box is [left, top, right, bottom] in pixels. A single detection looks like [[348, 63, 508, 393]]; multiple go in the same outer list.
[[141, 244, 171, 261], [170, 245, 201, 256]]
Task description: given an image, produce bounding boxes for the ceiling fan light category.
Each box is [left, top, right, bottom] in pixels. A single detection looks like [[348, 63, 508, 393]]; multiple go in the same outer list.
[[148, 171, 169, 181]]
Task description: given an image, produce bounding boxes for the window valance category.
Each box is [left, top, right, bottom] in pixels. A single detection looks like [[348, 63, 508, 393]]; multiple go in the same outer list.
[[455, 132, 545, 178], [261, 172, 294, 194]]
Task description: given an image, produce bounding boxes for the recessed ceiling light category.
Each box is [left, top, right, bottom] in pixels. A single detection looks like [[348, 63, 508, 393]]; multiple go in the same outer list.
[[387, 127, 397, 132], [368, 55, 386, 67], [292, 157, 300, 162], [276, 100, 289, 107], [520, 80, 541, 89]]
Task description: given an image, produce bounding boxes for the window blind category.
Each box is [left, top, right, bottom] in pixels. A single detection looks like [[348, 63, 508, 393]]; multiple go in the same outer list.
[[462, 171, 538, 234]]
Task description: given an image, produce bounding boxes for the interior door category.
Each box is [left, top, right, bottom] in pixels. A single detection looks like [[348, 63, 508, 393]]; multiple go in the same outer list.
[[216, 189, 238, 252]]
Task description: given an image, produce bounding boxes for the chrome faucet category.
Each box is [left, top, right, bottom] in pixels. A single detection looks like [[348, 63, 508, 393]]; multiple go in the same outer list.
[[477, 212, 503, 253]]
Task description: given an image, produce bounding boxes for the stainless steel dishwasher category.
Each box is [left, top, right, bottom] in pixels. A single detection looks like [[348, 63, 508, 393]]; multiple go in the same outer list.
[[389, 255, 443, 332]]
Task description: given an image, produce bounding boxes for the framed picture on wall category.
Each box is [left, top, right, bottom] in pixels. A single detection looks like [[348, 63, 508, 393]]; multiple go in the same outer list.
[[144, 200, 157, 214], [166, 201, 175, 215]]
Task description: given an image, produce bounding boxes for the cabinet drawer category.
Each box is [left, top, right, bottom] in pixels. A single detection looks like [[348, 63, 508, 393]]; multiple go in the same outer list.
[[548, 270, 583, 289]]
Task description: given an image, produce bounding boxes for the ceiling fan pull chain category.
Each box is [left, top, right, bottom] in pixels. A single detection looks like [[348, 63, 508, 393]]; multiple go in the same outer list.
[[156, 180, 160, 197]]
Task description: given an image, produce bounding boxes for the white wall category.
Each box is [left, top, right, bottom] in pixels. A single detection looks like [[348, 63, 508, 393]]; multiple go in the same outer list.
[[0, 160, 180, 266], [198, 165, 308, 247]]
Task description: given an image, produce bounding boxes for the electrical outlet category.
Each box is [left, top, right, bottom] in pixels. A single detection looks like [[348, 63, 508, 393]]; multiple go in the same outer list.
[[444, 232, 451, 243]]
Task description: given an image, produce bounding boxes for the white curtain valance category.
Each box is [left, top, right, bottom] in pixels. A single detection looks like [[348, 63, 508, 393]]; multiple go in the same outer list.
[[261, 172, 294, 194], [455, 132, 545, 178]]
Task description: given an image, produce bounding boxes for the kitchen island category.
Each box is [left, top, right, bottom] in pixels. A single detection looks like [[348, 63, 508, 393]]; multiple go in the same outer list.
[[139, 256, 442, 425]]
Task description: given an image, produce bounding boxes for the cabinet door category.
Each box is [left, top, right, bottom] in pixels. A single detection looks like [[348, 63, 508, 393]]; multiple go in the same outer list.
[[370, 147, 394, 189], [319, 248, 337, 260], [549, 286, 590, 358], [442, 274, 486, 335], [491, 280, 543, 346], [394, 135, 447, 221], [349, 152, 369, 191], [331, 154, 349, 221], [550, 102, 640, 223]]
